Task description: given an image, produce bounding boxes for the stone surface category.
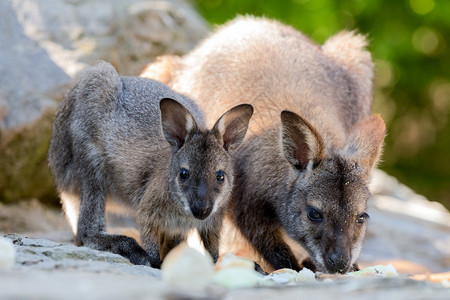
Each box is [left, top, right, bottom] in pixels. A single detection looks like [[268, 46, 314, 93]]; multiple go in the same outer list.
[[362, 169, 450, 273], [0, 0, 209, 203], [1, 170, 448, 275], [0, 170, 448, 298], [0, 234, 448, 300]]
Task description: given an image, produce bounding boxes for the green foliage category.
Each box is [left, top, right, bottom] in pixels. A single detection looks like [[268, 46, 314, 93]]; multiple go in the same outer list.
[[192, 0, 450, 208]]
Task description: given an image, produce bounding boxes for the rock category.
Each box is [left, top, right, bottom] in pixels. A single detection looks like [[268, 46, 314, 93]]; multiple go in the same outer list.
[[0, 237, 15, 270], [4, 233, 160, 276], [260, 268, 301, 285], [215, 252, 256, 271], [1, 170, 448, 275], [213, 252, 263, 289], [1, 234, 448, 300], [161, 243, 214, 292], [360, 169, 450, 273], [0, 199, 69, 234], [347, 263, 399, 278], [213, 267, 263, 289], [0, 0, 209, 204]]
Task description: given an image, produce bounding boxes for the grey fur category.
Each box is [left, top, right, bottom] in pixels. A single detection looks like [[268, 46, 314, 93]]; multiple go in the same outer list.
[[48, 62, 253, 267]]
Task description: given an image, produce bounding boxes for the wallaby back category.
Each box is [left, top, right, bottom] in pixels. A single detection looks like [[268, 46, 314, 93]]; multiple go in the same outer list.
[[48, 62, 253, 268], [141, 16, 385, 273]]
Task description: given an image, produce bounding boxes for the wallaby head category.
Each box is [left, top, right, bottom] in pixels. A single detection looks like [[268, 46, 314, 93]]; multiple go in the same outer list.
[[160, 98, 253, 220], [279, 111, 385, 273]]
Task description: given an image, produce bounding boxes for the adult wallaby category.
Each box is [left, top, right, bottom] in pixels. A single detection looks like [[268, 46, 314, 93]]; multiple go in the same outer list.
[[48, 62, 253, 268], [141, 16, 386, 273]]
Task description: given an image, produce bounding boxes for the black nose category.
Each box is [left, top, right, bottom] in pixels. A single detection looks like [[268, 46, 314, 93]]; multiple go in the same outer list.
[[190, 200, 213, 220], [326, 251, 349, 274]]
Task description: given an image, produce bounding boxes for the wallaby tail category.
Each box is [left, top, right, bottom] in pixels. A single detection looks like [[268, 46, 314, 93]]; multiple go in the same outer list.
[[140, 55, 181, 85], [322, 31, 374, 116]]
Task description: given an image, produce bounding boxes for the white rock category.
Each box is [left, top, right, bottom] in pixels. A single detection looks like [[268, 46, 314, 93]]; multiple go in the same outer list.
[[215, 252, 255, 271], [0, 237, 16, 270], [213, 267, 263, 289], [296, 267, 316, 282], [161, 243, 214, 292], [347, 263, 399, 277], [260, 268, 299, 285]]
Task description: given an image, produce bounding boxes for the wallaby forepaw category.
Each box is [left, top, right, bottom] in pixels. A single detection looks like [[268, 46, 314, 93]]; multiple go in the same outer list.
[[128, 251, 153, 267], [300, 257, 317, 272], [254, 262, 268, 275]]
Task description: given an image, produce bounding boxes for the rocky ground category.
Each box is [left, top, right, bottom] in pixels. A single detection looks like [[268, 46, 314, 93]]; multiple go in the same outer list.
[[1, 170, 449, 299], [0, 234, 448, 300]]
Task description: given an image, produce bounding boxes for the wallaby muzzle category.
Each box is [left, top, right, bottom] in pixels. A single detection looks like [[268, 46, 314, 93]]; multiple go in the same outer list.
[[325, 250, 350, 274], [190, 200, 213, 220], [323, 230, 352, 274]]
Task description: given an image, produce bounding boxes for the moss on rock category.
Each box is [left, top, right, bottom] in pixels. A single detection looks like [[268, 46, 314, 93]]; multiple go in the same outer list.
[[0, 110, 58, 205]]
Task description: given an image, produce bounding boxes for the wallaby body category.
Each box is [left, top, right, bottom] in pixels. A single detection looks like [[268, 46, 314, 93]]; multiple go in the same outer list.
[[48, 62, 252, 268], [141, 17, 385, 273]]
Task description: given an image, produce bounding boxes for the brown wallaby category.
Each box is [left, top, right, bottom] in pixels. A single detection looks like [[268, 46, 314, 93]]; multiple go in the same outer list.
[[48, 62, 253, 268], [140, 16, 386, 274]]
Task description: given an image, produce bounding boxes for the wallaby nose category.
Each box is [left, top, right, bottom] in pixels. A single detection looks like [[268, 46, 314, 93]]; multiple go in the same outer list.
[[326, 251, 349, 274], [190, 200, 213, 220], [189, 181, 213, 220]]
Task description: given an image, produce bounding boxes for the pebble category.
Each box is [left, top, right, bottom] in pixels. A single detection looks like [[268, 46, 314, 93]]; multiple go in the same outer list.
[[0, 236, 16, 270]]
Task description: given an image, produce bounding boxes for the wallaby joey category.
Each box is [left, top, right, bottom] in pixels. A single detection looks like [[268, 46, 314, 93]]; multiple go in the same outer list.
[[140, 17, 386, 273], [48, 62, 253, 268]]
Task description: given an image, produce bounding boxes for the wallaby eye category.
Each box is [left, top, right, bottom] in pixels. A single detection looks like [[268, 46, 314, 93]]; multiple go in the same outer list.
[[357, 212, 369, 224], [307, 206, 323, 222], [216, 170, 225, 183], [179, 168, 190, 181]]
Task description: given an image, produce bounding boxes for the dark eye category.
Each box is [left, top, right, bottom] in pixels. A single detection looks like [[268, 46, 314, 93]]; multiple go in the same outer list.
[[307, 206, 323, 222], [357, 212, 369, 224], [179, 168, 190, 181], [216, 170, 225, 183]]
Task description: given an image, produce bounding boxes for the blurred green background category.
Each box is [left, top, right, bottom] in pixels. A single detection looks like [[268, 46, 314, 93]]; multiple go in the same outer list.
[[191, 0, 450, 209]]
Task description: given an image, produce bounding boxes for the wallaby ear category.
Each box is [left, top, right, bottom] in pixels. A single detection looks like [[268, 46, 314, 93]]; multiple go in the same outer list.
[[280, 111, 325, 171], [344, 115, 386, 171], [160, 98, 198, 149], [212, 104, 253, 151]]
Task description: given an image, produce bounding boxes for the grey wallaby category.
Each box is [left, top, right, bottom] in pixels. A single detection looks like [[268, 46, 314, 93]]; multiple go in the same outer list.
[[48, 62, 253, 268], [141, 16, 386, 273]]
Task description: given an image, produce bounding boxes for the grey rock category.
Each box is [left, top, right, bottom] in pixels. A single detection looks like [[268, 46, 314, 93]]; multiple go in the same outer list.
[[0, 0, 209, 203], [0, 0, 70, 130], [1, 234, 449, 300], [4, 233, 161, 277], [0, 170, 449, 298], [360, 169, 450, 273], [1, 170, 448, 274]]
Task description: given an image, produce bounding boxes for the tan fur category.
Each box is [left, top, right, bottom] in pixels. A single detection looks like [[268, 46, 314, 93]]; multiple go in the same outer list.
[[142, 17, 373, 143], [140, 55, 181, 87], [141, 16, 386, 273]]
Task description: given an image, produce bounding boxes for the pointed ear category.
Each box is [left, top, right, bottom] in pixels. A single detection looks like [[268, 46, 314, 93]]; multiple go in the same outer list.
[[280, 111, 325, 171], [344, 115, 386, 170], [212, 104, 253, 151], [160, 98, 198, 149]]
